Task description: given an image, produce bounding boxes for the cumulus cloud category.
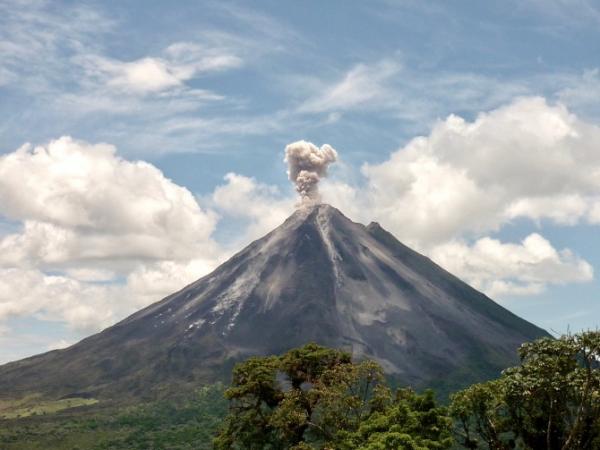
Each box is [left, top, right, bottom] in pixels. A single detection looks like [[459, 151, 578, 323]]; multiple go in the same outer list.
[[0, 137, 223, 332], [0, 137, 219, 269], [0, 267, 118, 332], [126, 258, 222, 309], [321, 96, 598, 296], [324, 97, 600, 244], [430, 234, 594, 297], [211, 173, 295, 243], [285, 140, 338, 202], [0, 263, 213, 334]]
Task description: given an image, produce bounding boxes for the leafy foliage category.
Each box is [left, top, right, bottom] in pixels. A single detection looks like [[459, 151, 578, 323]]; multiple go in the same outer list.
[[450, 331, 600, 450], [214, 343, 453, 449], [337, 388, 454, 450]]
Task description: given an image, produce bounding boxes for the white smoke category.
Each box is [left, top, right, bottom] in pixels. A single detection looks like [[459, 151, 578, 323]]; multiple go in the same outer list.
[[284, 140, 338, 202]]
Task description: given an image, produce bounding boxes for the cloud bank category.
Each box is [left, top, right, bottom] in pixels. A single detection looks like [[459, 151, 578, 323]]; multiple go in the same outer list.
[[322, 96, 598, 295], [0, 137, 222, 333], [430, 234, 593, 297], [0, 137, 219, 267]]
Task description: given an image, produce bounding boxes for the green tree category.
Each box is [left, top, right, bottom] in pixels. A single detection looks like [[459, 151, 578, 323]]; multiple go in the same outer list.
[[214, 343, 453, 449], [450, 331, 600, 450], [337, 388, 453, 450]]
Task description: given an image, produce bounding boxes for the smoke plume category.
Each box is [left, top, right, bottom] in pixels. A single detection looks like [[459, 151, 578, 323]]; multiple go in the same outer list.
[[284, 140, 338, 202]]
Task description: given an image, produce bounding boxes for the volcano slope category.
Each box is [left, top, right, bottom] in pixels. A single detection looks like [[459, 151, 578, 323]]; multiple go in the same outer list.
[[0, 204, 549, 401]]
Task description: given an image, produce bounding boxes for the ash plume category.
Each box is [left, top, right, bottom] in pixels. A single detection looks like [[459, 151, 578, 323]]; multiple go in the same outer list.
[[284, 140, 338, 202]]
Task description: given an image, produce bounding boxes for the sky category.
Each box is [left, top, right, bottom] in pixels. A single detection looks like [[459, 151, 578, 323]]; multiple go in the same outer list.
[[1, 0, 600, 363]]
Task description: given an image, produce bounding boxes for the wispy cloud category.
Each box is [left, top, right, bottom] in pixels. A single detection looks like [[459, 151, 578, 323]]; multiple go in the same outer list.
[[0, 1, 307, 155], [0, 0, 114, 93], [74, 42, 243, 95], [519, 0, 600, 27], [298, 60, 402, 113], [555, 69, 600, 119], [210, 2, 305, 50], [289, 54, 600, 136], [4, 0, 599, 159], [291, 57, 533, 127]]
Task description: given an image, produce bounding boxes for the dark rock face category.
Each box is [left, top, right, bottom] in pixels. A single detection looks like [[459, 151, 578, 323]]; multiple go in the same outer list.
[[0, 204, 549, 400]]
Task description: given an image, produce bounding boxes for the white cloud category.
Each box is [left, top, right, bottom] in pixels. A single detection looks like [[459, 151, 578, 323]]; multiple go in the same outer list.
[[322, 96, 598, 296], [589, 201, 600, 224], [126, 258, 221, 308], [293, 58, 532, 125], [324, 97, 600, 245], [299, 60, 401, 113], [0, 137, 225, 332], [211, 173, 295, 245], [0, 1, 274, 158], [0, 2, 244, 98], [0, 1, 114, 94], [0, 137, 219, 270], [0, 267, 118, 332], [105, 57, 183, 92], [430, 234, 593, 297], [165, 41, 243, 74], [78, 43, 242, 95], [0, 258, 222, 335]]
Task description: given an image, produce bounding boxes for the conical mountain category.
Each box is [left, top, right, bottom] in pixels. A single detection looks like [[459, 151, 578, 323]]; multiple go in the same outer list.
[[0, 204, 548, 400]]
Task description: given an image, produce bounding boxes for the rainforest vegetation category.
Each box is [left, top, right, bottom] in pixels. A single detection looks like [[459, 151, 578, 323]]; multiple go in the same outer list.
[[1, 331, 598, 450]]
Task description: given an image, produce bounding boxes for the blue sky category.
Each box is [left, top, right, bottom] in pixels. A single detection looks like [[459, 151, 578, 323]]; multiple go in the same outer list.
[[1, 0, 600, 363]]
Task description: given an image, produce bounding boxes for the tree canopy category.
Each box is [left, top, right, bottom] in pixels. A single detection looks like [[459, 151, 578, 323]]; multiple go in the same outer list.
[[215, 331, 600, 449], [450, 331, 600, 450], [214, 343, 453, 449]]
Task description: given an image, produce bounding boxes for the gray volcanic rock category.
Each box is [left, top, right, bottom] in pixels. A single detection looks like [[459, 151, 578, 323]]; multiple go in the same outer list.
[[0, 204, 549, 400]]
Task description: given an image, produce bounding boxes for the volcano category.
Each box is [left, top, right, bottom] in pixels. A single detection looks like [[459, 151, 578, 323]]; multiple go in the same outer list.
[[0, 204, 548, 400]]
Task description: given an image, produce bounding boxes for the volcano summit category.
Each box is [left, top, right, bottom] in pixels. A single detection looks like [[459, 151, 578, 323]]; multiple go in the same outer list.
[[0, 204, 548, 400]]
